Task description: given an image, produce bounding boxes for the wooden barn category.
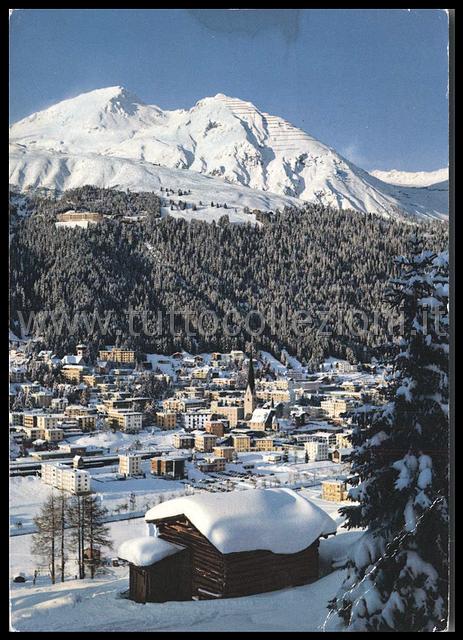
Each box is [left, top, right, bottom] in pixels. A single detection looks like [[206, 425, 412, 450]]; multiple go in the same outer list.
[[120, 488, 337, 602], [118, 536, 191, 603]]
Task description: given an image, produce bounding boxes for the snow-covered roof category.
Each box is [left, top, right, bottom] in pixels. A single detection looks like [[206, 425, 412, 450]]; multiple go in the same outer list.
[[250, 408, 272, 423], [145, 488, 337, 555], [117, 536, 183, 567], [61, 355, 84, 365]]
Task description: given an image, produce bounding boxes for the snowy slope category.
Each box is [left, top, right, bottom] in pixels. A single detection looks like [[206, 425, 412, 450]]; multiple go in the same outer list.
[[10, 565, 346, 632], [9, 143, 301, 223], [10, 515, 351, 632], [369, 167, 448, 188], [9, 86, 448, 220]]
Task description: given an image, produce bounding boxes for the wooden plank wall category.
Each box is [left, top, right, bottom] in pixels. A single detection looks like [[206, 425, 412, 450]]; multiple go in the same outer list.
[[152, 515, 320, 600]]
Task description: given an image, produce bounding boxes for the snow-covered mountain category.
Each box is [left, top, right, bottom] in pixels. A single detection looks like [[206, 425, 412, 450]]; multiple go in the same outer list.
[[9, 86, 448, 221], [369, 167, 448, 188]]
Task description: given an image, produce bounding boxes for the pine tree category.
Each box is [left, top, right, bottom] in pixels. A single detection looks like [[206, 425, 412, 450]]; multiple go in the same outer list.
[[82, 495, 112, 579], [67, 495, 85, 579], [31, 492, 59, 584], [329, 247, 449, 631]]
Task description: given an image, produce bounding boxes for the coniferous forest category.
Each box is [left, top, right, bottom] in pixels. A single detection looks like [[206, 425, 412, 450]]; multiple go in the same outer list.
[[9, 187, 448, 366]]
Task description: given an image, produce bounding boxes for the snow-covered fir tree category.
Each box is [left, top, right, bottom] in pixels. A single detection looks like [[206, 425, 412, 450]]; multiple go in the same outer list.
[[329, 244, 449, 632]]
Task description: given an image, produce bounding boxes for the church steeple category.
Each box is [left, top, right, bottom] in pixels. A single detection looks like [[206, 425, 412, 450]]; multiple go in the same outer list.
[[247, 346, 255, 394], [244, 347, 257, 420]]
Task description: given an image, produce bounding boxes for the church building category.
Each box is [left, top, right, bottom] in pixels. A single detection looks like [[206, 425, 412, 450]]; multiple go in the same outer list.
[[244, 349, 257, 419]]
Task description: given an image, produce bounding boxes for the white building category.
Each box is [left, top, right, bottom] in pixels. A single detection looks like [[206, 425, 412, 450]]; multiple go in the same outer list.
[[311, 431, 338, 447], [119, 454, 142, 477], [182, 411, 211, 431], [304, 440, 329, 462], [41, 463, 91, 494]]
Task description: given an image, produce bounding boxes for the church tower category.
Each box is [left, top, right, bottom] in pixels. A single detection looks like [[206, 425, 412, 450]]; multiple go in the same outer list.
[[244, 348, 257, 419]]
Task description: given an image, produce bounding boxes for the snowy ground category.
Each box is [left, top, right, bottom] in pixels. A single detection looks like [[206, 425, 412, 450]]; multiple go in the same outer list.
[[10, 451, 348, 533], [10, 472, 362, 631], [10, 569, 347, 632], [162, 205, 257, 226], [10, 471, 186, 532], [10, 441, 360, 631], [10, 515, 360, 632]]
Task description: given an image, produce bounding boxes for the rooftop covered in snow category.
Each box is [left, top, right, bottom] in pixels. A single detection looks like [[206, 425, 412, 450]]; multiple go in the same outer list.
[[117, 536, 184, 567], [145, 488, 337, 555]]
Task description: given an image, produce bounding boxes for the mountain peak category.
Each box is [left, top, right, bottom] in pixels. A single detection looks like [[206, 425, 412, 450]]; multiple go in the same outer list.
[[369, 167, 449, 188], [10, 86, 145, 130], [9, 88, 448, 221], [96, 85, 145, 104], [194, 93, 260, 112]]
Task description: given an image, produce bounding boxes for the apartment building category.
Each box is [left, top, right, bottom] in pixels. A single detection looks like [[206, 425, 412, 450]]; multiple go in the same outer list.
[[76, 414, 97, 432], [22, 426, 42, 441], [41, 464, 91, 494], [151, 456, 186, 480], [336, 361, 358, 374], [211, 377, 236, 389], [44, 427, 64, 442], [254, 437, 276, 452], [172, 433, 196, 449], [155, 412, 177, 430], [191, 367, 210, 381], [82, 374, 106, 387], [30, 391, 53, 408], [182, 410, 211, 431], [309, 431, 338, 447], [209, 403, 243, 428], [322, 480, 349, 502], [98, 348, 136, 364], [163, 397, 205, 413], [36, 414, 62, 431], [119, 454, 142, 477], [204, 420, 225, 438], [21, 411, 49, 430], [177, 386, 205, 399], [50, 397, 69, 412], [107, 408, 143, 433], [9, 412, 23, 427], [320, 397, 353, 419], [212, 446, 235, 461], [197, 457, 226, 473], [232, 434, 252, 452], [65, 404, 95, 417], [194, 433, 218, 453], [61, 365, 86, 383], [255, 389, 291, 404], [304, 440, 329, 462]]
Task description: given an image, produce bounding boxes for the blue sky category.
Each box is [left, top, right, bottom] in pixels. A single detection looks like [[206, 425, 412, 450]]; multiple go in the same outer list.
[[9, 9, 449, 171]]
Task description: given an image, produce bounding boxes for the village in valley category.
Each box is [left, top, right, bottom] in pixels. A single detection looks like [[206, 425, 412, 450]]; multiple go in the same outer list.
[[9, 334, 384, 630], [8, 7, 452, 633]]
